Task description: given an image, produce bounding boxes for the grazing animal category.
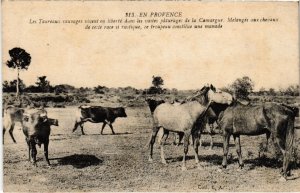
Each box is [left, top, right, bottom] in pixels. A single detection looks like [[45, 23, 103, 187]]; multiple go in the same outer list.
[[146, 98, 183, 145], [3, 105, 25, 143], [22, 109, 59, 166], [200, 89, 234, 149], [148, 85, 216, 170], [218, 102, 298, 180], [72, 105, 127, 135], [146, 98, 165, 114]]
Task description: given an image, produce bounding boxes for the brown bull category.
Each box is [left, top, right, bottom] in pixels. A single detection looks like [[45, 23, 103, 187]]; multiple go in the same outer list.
[[22, 109, 59, 166]]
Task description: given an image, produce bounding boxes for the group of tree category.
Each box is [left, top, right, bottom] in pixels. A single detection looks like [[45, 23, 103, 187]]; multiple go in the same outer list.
[[146, 76, 165, 94], [3, 47, 299, 98]]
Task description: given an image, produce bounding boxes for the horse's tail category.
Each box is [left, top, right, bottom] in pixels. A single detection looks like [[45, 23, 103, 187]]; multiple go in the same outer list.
[[283, 116, 295, 176]]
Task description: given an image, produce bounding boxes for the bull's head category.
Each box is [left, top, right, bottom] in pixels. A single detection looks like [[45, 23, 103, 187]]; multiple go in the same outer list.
[[118, 107, 127, 117], [23, 109, 48, 125]]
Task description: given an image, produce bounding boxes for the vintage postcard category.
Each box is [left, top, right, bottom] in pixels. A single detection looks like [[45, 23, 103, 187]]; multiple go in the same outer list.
[[2, 0, 300, 192]]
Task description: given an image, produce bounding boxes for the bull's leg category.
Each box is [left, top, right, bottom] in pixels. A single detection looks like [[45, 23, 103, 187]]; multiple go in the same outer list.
[[44, 140, 50, 166], [222, 132, 231, 168], [108, 123, 115, 135], [148, 127, 159, 162], [100, 122, 107, 134], [79, 123, 85, 135], [30, 142, 37, 166], [72, 121, 80, 133], [9, 123, 16, 143], [233, 134, 244, 169], [26, 139, 31, 161], [182, 131, 191, 171]]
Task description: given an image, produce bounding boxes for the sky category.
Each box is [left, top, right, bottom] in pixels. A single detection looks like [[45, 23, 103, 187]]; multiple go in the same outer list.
[[2, 1, 299, 91]]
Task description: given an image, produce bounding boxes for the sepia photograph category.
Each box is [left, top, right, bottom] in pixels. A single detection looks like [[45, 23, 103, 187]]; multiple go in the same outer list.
[[2, 0, 300, 192]]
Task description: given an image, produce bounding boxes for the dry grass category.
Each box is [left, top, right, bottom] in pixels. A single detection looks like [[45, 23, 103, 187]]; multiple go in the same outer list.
[[3, 106, 300, 192]]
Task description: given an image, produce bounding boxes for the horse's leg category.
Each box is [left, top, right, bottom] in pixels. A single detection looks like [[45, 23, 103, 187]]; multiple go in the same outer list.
[[192, 130, 201, 168], [9, 123, 16, 143], [161, 129, 168, 145], [182, 131, 191, 171], [265, 131, 271, 152], [101, 122, 107, 134], [199, 136, 203, 148], [3, 127, 6, 144], [178, 132, 184, 146], [209, 124, 214, 150], [148, 126, 159, 162], [160, 130, 168, 164], [163, 129, 169, 144], [233, 134, 244, 169], [222, 132, 230, 168], [209, 134, 213, 150]]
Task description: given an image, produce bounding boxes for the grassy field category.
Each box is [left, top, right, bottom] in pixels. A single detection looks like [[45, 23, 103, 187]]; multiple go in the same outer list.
[[3, 106, 300, 192]]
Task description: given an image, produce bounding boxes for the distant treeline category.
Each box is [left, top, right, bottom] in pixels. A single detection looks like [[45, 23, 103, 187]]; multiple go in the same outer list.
[[2, 76, 299, 97]]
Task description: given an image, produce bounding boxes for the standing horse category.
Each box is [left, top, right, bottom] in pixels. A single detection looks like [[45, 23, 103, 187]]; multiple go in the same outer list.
[[218, 102, 298, 180], [199, 88, 233, 149], [148, 85, 216, 170]]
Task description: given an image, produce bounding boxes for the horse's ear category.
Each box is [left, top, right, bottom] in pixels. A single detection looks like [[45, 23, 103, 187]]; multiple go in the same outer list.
[[210, 84, 216, 92]]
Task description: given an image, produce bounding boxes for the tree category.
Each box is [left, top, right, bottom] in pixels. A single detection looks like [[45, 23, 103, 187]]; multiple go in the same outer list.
[[258, 87, 266, 96], [3, 79, 26, 93], [147, 76, 164, 94], [231, 76, 254, 99], [268, 88, 276, 96], [36, 76, 51, 93], [152, 76, 164, 88], [93, 85, 109, 94], [6, 47, 31, 97], [284, 85, 299, 96], [54, 84, 76, 94], [2, 81, 10, 92]]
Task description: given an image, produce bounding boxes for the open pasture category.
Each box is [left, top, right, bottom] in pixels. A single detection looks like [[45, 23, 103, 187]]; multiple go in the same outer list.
[[3, 106, 300, 192]]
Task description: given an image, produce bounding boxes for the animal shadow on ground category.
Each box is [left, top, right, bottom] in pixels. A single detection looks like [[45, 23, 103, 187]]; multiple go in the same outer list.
[[166, 154, 225, 165], [199, 154, 223, 165], [166, 155, 195, 163], [244, 156, 300, 170], [101, 132, 133, 136], [200, 142, 234, 148], [51, 154, 103, 169]]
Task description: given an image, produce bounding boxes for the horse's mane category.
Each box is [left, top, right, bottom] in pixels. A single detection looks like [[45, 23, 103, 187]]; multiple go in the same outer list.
[[280, 103, 299, 117], [183, 87, 209, 105]]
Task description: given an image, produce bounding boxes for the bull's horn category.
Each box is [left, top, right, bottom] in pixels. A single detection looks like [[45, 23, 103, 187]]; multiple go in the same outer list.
[[23, 113, 30, 117]]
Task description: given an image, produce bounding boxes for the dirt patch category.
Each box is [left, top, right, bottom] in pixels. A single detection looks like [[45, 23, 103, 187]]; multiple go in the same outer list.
[[3, 106, 300, 192]]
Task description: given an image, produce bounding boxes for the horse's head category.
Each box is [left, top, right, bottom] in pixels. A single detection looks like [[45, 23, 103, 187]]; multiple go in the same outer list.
[[187, 84, 217, 104], [208, 89, 234, 105]]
